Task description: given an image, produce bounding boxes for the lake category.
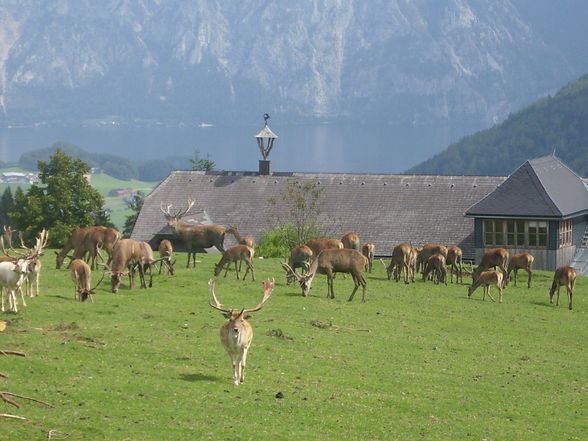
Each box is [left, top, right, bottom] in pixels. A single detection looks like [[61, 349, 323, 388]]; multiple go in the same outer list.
[[0, 122, 482, 174]]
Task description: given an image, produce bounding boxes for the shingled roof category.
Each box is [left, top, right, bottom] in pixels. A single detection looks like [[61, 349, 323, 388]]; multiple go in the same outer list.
[[132, 171, 504, 259], [465, 155, 588, 219]]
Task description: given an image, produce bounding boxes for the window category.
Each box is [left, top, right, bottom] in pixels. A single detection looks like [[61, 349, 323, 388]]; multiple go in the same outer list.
[[482, 219, 549, 248], [559, 220, 572, 247]]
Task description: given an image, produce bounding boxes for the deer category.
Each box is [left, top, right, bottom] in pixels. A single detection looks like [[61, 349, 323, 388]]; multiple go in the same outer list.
[[341, 232, 360, 250], [446, 246, 463, 284], [136, 241, 161, 289], [506, 253, 534, 288], [305, 238, 344, 257], [160, 199, 227, 268], [382, 243, 412, 284], [226, 225, 255, 248], [361, 242, 375, 273], [285, 245, 313, 285], [422, 253, 447, 285], [0, 259, 30, 313], [407, 247, 418, 283], [157, 239, 176, 275], [104, 238, 144, 293], [472, 248, 509, 287], [282, 248, 368, 302], [468, 271, 504, 303], [208, 278, 274, 385], [214, 245, 255, 281], [55, 226, 121, 269], [416, 244, 448, 274], [70, 259, 101, 302], [549, 266, 577, 310]]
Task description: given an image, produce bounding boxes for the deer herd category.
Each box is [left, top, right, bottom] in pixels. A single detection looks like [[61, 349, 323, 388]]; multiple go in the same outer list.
[[0, 198, 581, 385]]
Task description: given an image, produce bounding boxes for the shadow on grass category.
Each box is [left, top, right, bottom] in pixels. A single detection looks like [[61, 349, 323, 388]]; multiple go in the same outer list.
[[530, 300, 553, 308], [180, 373, 221, 382]]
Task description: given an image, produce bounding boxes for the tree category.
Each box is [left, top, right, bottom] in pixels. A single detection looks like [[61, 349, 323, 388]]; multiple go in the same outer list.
[[0, 187, 15, 228], [190, 149, 215, 171], [122, 193, 144, 238], [10, 149, 110, 246]]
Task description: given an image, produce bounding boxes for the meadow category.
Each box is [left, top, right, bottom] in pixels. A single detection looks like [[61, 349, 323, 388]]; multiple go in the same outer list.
[[0, 252, 586, 441]]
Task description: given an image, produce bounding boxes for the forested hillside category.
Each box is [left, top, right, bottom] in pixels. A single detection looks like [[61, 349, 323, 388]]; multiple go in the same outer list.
[[407, 74, 588, 176]]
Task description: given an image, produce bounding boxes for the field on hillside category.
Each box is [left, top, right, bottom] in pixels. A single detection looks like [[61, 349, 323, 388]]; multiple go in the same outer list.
[[1, 253, 586, 441]]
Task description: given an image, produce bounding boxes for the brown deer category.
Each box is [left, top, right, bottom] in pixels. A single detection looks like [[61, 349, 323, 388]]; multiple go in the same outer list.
[[416, 244, 448, 274], [422, 253, 447, 285], [472, 248, 509, 286], [214, 245, 256, 281], [160, 199, 227, 268], [383, 243, 412, 283], [157, 239, 175, 275], [506, 253, 534, 288], [549, 266, 577, 310], [226, 225, 255, 248], [105, 238, 143, 293], [136, 241, 163, 289], [341, 232, 360, 250], [446, 246, 463, 284], [55, 226, 120, 269], [362, 242, 375, 273], [208, 278, 274, 385], [468, 271, 504, 303], [285, 245, 313, 285], [305, 238, 344, 257], [282, 248, 368, 302], [69, 259, 97, 302]]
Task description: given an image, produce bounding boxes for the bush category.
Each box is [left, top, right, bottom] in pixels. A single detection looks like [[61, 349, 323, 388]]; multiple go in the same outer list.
[[256, 224, 322, 258]]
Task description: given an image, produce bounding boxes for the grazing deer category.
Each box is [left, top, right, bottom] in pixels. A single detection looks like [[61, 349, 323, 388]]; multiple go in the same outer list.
[[305, 238, 344, 257], [407, 247, 418, 283], [472, 248, 509, 286], [507, 253, 534, 288], [362, 242, 375, 273], [549, 266, 577, 310], [105, 238, 143, 293], [383, 243, 412, 283], [136, 241, 161, 289], [446, 246, 463, 284], [285, 245, 313, 285], [226, 225, 255, 248], [157, 239, 175, 275], [341, 232, 360, 250], [70, 259, 95, 302], [214, 245, 255, 281], [422, 253, 447, 285], [160, 199, 227, 268], [283, 248, 368, 302], [416, 244, 448, 274], [468, 271, 504, 303], [208, 278, 274, 385]]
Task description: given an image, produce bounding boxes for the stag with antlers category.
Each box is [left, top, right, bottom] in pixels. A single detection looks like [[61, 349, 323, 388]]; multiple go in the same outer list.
[[160, 199, 228, 268], [208, 278, 274, 385]]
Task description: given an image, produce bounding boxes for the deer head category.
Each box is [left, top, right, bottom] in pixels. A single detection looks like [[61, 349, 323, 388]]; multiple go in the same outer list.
[[160, 199, 195, 229]]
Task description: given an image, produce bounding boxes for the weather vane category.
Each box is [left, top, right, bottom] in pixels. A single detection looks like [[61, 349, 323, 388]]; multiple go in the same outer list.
[[263, 113, 270, 126]]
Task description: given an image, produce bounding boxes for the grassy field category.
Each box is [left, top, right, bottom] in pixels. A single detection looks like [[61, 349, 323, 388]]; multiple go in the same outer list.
[[0, 253, 586, 441]]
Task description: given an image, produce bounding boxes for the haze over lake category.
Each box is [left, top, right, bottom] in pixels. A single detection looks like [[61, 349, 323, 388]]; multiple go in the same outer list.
[[0, 123, 481, 175]]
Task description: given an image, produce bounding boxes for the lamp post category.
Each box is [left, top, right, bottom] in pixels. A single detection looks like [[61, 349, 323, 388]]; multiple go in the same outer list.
[[255, 113, 278, 175]]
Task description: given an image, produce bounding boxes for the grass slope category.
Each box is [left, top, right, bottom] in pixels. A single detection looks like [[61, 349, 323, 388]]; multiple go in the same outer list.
[[1, 254, 586, 441]]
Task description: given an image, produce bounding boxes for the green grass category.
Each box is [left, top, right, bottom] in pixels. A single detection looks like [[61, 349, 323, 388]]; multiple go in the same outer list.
[[1, 254, 586, 441]]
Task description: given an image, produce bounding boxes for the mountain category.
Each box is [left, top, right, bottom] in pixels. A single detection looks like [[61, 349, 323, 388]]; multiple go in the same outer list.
[[406, 74, 588, 176], [0, 1, 587, 128]]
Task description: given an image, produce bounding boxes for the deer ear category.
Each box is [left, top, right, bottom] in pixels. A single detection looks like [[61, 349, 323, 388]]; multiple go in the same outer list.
[[243, 314, 251, 320]]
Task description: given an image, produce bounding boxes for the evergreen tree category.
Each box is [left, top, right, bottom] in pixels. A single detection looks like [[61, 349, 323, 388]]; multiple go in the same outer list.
[[10, 149, 110, 246], [0, 187, 15, 228], [122, 193, 144, 238]]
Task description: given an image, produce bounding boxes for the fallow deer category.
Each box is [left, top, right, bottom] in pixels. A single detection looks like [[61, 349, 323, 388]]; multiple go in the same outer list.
[[341, 232, 360, 250], [157, 239, 175, 275], [472, 248, 509, 287], [0, 259, 30, 313], [468, 271, 504, 303], [416, 244, 448, 274], [214, 245, 255, 281], [160, 199, 227, 268], [422, 253, 447, 285], [285, 245, 313, 285], [549, 266, 577, 310], [383, 243, 412, 283], [208, 278, 274, 385], [283, 248, 368, 302], [446, 246, 463, 284], [506, 253, 534, 288], [362, 242, 375, 273]]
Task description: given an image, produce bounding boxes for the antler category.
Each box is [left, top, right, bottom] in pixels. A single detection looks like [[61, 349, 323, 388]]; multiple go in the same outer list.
[[243, 279, 274, 313], [280, 262, 302, 281], [208, 279, 230, 313], [160, 199, 195, 219]]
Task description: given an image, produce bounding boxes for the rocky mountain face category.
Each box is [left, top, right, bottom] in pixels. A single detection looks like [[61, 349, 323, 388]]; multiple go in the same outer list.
[[0, 0, 583, 127]]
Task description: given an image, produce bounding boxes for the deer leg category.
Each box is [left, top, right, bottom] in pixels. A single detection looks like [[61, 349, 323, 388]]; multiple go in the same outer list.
[[327, 272, 334, 299], [1, 288, 5, 312], [498, 285, 503, 303], [147, 264, 153, 288], [567, 286, 573, 310], [240, 346, 250, 384], [513, 269, 518, 287], [348, 274, 360, 302], [486, 285, 496, 302], [527, 269, 532, 289], [18, 286, 26, 307], [244, 260, 255, 281], [234, 261, 240, 279], [556, 286, 560, 306]]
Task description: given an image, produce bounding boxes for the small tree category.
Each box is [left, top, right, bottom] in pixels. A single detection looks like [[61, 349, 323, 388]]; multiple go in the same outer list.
[[190, 149, 215, 171], [0, 187, 14, 228], [10, 149, 110, 246], [122, 193, 144, 238]]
